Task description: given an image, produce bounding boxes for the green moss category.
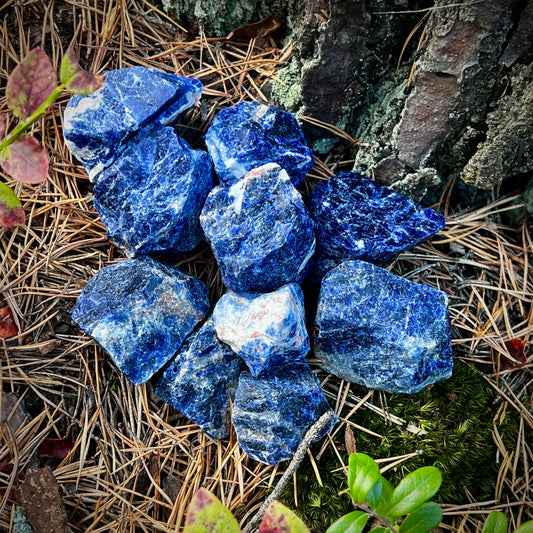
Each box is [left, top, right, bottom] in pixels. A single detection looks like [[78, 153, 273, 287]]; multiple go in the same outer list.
[[280, 361, 523, 530], [269, 58, 303, 114]]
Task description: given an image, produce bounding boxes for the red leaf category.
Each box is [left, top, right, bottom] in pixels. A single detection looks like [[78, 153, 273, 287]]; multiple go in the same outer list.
[[6, 48, 57, 119], [0, 182, 25, 227], [0, 114, 5, 140], [0, 135, 49, 184], [500, 338, 527, 370], [60, 49, 104, 94], [0, 306, 18, 338], [39, 438, 74, 460]]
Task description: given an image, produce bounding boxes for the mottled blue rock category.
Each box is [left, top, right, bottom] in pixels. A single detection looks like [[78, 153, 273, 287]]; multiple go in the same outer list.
[[314, 260, 453, 394], [232, 360, 336, 465], [205, 101, 314, 186], [63, 67, 203, 179], [213, 284, 309, 377], [153, 318, 244, 439], [200, 163, 315, 293], [309, 172, 446, 279], [93, 124, 213, 256], [71, 257, 210, 386]]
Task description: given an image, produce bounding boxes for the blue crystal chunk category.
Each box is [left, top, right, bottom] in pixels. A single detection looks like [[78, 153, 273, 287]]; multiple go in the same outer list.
[[93, 124, 213, 256], [153, 318, 244, 439], [63, 66, 203, 179], [204, 101, 314, 186], [309, 172, 446, 279], [232, 360, 336, 465], [314, 260, 453, 394], [71, 257, 210, 386], [200, 163, 316, 293], [213, 284, 309, 377]]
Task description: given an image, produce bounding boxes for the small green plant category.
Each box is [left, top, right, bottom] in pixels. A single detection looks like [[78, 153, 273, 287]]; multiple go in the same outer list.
[[482, 511, 533, 533], [0, 47, 103, 228], [325, 452, 443, 533]]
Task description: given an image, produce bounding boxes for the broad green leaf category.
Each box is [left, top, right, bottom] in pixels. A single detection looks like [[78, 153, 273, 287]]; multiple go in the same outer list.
[[368, 529, 388, 533], [399, 502, 443, 533], [482, 511, 508, 533], [367, 476, 393, 514], [60, 49, 104, 94], [259, 500, 310, 533], [184, 488, 241, 533], [0, 135, 49, 184], [348, 453, 382, 504], [6, 48, 56, 118], [0, 182, 24, 227], [515, 520, 533, 533], [387, 467, 442, 519], [326, 511, 369, 533]]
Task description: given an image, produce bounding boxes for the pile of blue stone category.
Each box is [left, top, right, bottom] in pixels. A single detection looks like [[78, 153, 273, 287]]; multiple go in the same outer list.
[[64, 67, 453, 466]]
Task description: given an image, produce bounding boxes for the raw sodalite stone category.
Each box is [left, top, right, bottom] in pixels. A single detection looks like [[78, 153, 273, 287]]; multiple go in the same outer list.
[[63, 66, 203, 179], [71, 257, 210, 386], [204, 101, 314, 186], [232, 360, 336, 465], [212, 284, 309, 377], [93, 124, 213, 256], [200, 163, 315, 293], [314, 260, 453, 394], [309, 172, 446, 279], [153, 318, 244, 439]]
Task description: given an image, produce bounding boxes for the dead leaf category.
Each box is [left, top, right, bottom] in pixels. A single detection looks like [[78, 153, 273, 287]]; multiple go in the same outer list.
[[39, 438, 74, 460], [500, 338, 527, 370], [227, 15, 281, 42], [16, 466, 69, 533], [345, 427, 357, 455], [0, 306, 18, 338], [1, 391, 29, 435]]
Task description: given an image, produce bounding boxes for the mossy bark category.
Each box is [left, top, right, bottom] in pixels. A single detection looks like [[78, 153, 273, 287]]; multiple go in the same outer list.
[[162, 0, 533, 199]]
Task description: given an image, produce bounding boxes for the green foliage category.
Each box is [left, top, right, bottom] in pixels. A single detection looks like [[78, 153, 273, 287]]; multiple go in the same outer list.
[[326, 510, 368, 533], [398, 502, 443, 533], [259, 500, 311, 533], [348, 453, 381, 505], [0, 47, 102, 227], [483, 511, 508, 533]]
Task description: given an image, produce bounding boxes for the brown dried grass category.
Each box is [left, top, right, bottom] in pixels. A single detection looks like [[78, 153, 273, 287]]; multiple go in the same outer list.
[[0, 1, 531, 532]]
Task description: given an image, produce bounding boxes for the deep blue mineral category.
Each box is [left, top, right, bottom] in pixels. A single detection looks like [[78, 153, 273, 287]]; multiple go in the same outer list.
[[71, 257, 210, 386], [200, 163, 315, 293], [314, 260, 453, 394], [232, 360, 336, 465], [153, 318, 244, 439], [204, 101, 314, 186], [93, 124, 213, 256], [63, 67, 203, 179], [309, 172, 446, 279], [212, 284, 309, 377]]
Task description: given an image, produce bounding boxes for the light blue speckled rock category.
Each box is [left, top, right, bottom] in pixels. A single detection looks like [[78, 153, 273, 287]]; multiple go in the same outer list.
[[93, 124, 213, 256], [200, 163, 315, 293], [213, 284, 309, 377], [153, 318, 244, 439], [314, 260, 453, 393], [309, 172, 446, 280], [204, 101, 314, 186], [63, 67, 202, 180], [71, 257, 210, 386], [232, 360, 336, 465]]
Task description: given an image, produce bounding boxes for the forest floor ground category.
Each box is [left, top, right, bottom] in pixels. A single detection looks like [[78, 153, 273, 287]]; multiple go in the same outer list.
[[0, 1, 531, 531]]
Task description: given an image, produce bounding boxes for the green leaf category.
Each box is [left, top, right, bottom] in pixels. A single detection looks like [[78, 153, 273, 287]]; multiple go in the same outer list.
[[387, 467, 442, 519], [326, 511, 369, 533], [348, 453, 382, 505], [259, 500, 310, 533], [367, 477, 393, 514], [6, 48, 56, 118], [482, 511, 508, 533], [0, 135, 49, 184], [515, 520, 533, 533], [184, 489, 241, 533], [398, 502, 443, 533], [368, 529, 389, 533], [60, 49, 104, 94], [0, 182, 24, 227]]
